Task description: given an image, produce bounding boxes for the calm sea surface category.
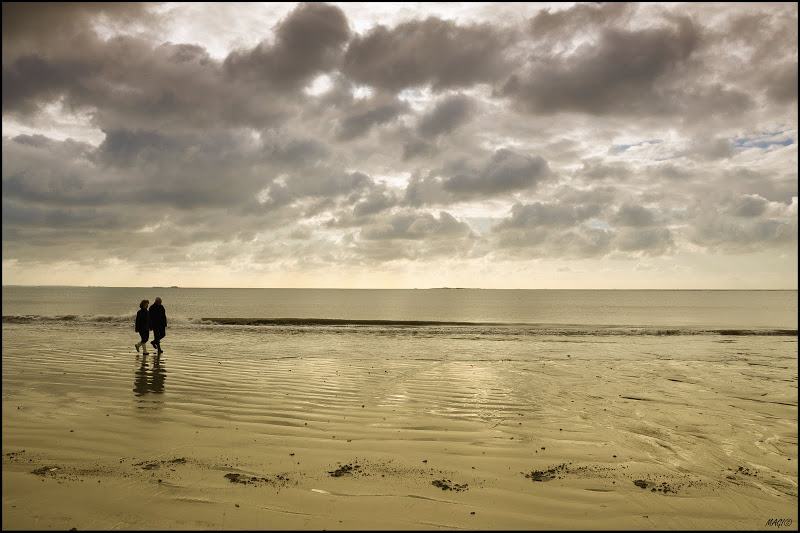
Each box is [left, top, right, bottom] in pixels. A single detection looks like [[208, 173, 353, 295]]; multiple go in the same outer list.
[[1, 286, 797, 332]]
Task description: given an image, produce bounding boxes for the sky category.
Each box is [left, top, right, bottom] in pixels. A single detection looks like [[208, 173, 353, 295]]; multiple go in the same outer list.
[[2, 2, 797, 289]]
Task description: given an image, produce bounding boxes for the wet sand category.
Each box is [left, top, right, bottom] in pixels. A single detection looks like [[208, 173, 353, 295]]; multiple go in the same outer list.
[[2, 322, 797, 530]]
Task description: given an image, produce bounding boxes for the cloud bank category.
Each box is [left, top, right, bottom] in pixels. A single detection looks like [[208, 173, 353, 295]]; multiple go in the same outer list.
[[2, 2, 797, 288]]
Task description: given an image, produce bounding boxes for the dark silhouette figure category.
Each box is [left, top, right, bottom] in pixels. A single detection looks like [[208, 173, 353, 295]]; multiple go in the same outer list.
[[134, 299, 150, 354], [149, 297, 167, 354]]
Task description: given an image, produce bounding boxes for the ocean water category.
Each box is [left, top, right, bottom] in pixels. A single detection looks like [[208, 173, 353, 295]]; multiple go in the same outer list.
[[2, 287, 797, 333]]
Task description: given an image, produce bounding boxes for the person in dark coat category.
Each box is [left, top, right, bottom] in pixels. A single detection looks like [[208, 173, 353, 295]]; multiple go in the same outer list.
[[149, 296, 167, 354], [134, 299, 151, 354]]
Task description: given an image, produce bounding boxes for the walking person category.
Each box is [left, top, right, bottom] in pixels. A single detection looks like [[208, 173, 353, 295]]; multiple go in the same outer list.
[[149, 297, 167, 354], [134, 300, 151, 354]]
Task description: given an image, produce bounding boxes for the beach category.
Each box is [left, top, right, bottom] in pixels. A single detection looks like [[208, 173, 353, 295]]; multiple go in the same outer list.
[[2, 313, 797, 530]]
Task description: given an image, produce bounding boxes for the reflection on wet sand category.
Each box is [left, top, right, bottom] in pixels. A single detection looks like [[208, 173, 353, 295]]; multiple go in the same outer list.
[[133, 355, 166, 396]]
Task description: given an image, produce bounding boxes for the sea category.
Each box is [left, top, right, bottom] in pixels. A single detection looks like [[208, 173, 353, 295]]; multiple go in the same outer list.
[[2, 286, 797, 333]]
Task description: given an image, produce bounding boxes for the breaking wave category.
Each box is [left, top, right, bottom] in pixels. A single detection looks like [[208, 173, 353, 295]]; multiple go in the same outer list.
[[2, 314, 206, 326], [2, 314, 796, 337]]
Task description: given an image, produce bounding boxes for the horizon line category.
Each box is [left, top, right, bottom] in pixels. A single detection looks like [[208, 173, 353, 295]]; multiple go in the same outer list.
[[2, 284, 797, 291]]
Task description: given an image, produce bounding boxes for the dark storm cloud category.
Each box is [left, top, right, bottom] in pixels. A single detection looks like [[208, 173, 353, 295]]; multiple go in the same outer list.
[[336, 100, 409, 141], [3, 32, 290, 130], [288, 226, 313, 240], [95, 128, 177, 164], [691, 137, 734, 161], [100, 129, 272, 209], [349, 210, 479, 262], [520, 2, 792, 122], [4, 130, 278, 212], [360, 211, 472, 241], [576, 159, 633, 182], [2, 135, 111, 206], [443, 149, 550, 196], [402, 138, 436, 161], [1, 167, 109, 207], [553, 185, 618, 209], [613, 204, 657, 228], [490, 198, 678, 258], [765, 63, 798, 104], [286, 170, 371, 199], [319, 188, 398, 228], [353, 188, 397, 217], [403, 149, 551, 206], [719, 166, 798, 204], [679, 83, 754, 122], [257, 168, 377, 212], [1, 199, 126, 231], [1, 225, 143, 262], [403, 172, 452, 207], [615, 227, 674, 255], [1, 2, 156, 59], [9, 133, 94, 156], [671, 5, 797, 118], [417, 94, 474, 138], [342, 16, 514, 92], [649, 163, 694, 181], [688, 210, 797, 252], [496, 202, 599, 230], [503, 17, 699, 116], [160, 42, 213, 65], [2, 55, 99, 116], [2, 3, 168, 119], [714, 6, 798, 68], [529, 2, 634, 38], [492, 223, 614, 260], [3, 3, 333, 130], [680, 189, 798, 253], [729, 194, 769, 218], [83, 36, 288, 131], [223, 2, 350, 87], [262, 136, 330, 168]]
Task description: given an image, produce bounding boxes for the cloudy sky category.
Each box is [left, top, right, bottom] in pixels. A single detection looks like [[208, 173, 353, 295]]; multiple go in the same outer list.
[[2, 2, 797, 289]]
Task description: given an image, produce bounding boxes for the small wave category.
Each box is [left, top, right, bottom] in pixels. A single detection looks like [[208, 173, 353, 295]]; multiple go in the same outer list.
[[2, 315, 39, 323], [2, 314, 134, 324], [2, 314, 207, 326], [87, 314, 133, 323], [711, 329, 798, 336], [2, 315, 796, 337], [200, 317, 482, 327]]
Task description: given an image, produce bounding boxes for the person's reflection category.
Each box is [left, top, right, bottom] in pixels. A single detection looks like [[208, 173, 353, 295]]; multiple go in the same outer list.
[[151, 356, 166, 393], [133, 355, 166, 396]]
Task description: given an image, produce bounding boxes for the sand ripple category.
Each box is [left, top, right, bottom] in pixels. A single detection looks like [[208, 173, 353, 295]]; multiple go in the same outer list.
[[2, 322, 797, 529]]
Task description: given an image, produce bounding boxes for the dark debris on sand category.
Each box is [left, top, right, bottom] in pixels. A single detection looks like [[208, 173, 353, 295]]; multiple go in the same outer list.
[[31, 466, 62, 476], [523, 463, 569, 482], [432, 479, 468, 491], [4, 450, 26, 462], [224, 472, 295, 489], [133, 457, 188, 471], [633, 479, 678, 493], [329, 462, 361, 477], [521, 462, 688, 494], [731, 465, 759, 477]]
